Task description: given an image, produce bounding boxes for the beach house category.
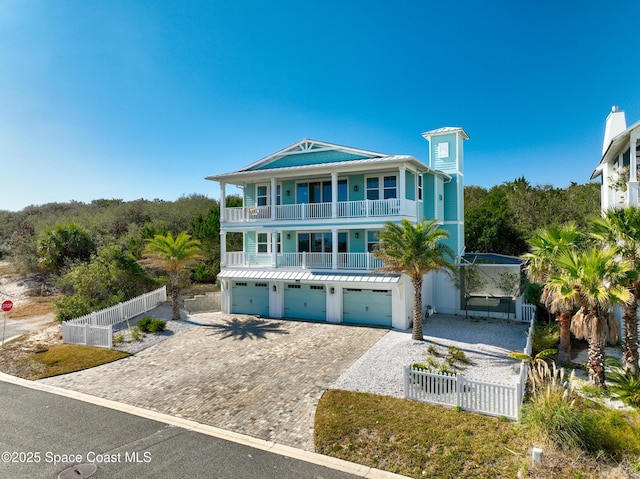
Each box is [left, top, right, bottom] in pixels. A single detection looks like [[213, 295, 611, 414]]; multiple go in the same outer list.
[[206, 127, 468, 329]]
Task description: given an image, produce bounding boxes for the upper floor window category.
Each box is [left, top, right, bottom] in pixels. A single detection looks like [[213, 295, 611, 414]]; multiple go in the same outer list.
[[297, 179, 347, 203], [417, 175, 423, 201], [366, 175, 397, 200], [255, 184, 281, 206]]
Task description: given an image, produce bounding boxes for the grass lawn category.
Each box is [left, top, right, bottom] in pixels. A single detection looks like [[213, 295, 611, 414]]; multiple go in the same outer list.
[[17, 344, 129, 380], [315, 389, 640, 479]]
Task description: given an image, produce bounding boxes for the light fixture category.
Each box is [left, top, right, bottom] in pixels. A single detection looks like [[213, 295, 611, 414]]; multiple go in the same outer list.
[[286, 190, 291, 196], [286, 233, 291, 240], [355, 232, 360, 239], [272, 285, 277, 292], [354, 185, 359, 192], [330, 287, 335, 294]]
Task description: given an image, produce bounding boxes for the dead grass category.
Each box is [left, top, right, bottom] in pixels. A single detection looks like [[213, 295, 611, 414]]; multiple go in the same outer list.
[[7, 296, 56, 319], [314, 390, 640, 479]]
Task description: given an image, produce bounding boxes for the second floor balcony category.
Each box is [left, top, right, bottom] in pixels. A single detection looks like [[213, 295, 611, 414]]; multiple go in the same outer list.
[[223, 251, 384, 271], [224, 198, 413, 223]]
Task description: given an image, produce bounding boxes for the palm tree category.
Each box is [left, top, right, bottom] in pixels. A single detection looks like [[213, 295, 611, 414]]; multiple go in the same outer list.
[[547, 247, 630, 386], [373, 219, 456, 341], [141, 231, 203, 320], [522, 224, 582, 365], [590, 207, 640, 375]]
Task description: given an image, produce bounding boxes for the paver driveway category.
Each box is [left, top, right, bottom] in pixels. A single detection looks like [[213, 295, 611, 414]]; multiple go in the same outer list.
[[41, 312, 388, 451]]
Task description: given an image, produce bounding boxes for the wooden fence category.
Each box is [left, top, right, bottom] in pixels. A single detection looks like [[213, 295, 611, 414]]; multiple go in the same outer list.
[[62, 286, 167, 349], [403, 315, 535, 420]]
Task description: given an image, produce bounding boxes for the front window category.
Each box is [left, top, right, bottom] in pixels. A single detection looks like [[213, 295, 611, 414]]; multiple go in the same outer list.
[[257, 233, 268, 253], [257, 232, 280, 253], [255, 184, 281, 206], [366, 175, 397, 200], [298, 232, 332, 252], [256, 185, 269, 207], [297, 180, 335, 203], [383, 176, 397, 199], [367, 230, 379, 253]]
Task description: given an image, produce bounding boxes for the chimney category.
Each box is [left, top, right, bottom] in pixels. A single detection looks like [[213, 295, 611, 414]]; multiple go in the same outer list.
[[602, 105, 627, 155]]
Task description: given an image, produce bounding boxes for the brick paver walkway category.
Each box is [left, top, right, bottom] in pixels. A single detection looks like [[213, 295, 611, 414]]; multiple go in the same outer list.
[[41, 313, 388, 451]]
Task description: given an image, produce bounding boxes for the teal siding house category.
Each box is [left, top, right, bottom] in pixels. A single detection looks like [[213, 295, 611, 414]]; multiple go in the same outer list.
[[207, 127, 469, 329]]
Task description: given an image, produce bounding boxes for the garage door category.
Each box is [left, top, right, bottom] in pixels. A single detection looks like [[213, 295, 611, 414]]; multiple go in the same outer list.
[[231, 282, 269, 316], [342, 288, 392, 326], [284, 284, 326, 321]]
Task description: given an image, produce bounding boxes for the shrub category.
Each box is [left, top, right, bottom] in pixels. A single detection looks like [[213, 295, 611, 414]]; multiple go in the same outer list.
[[531, 322, 560, 354], [447, 345, 469, 364], [136, 316, 166, 333], [147, 319, 166, 333], [606, 358, 640, 408]]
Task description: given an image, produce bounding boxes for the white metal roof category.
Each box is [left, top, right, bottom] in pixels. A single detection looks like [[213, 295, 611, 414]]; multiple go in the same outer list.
[[217, 269, 401, 284], [421, 127, 470, 140]]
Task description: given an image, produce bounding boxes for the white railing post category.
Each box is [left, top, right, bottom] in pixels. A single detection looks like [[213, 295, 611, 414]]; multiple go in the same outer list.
[[302, 251, 306, 269], [456, 373, 462, 408]]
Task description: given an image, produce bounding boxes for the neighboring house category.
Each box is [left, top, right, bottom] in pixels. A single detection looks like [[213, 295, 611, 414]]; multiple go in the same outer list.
[[206, 128, 468, 329], [591, 106, 640, 211], [592, 106, 640, 340]]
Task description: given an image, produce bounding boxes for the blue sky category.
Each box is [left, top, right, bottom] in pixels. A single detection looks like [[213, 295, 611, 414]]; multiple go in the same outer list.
[[1, 1, 639, 212]]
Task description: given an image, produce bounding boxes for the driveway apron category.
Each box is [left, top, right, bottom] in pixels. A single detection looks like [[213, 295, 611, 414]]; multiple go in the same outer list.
[[40, 313, 388, 451]]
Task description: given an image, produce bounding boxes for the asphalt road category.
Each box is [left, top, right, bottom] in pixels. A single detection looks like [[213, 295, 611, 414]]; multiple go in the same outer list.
[[0, 381, 363, 479]]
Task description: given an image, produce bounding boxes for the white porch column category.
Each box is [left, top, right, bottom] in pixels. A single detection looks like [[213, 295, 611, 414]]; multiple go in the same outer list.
[[220, 182, 226, 222], [270, 177, 277, 220], [331, 171, 338, 218], [271, 230, 278, 268], [332, 228, 338, 270], [399, 165, 406, 215], [629, 135, 639, 207], [220, 231, 226, 267]]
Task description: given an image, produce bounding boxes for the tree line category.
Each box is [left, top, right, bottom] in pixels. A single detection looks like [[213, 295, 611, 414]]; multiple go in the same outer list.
[[0, 194, 242, 321], [465, 177, 600, 256], [0, 178, 599, 321]]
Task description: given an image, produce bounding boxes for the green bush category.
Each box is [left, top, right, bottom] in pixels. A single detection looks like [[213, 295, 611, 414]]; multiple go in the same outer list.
[[531, 322, 560, 354], [606, 358, 640, 408], [136, 316, 166, 333]]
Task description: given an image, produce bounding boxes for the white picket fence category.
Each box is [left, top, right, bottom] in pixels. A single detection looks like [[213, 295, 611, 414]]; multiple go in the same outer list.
[[62, 286, 167, 349], [403, 316, 535, 420]]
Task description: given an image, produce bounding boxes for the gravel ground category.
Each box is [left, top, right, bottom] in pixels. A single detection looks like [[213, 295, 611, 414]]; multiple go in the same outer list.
[[111, 303, 200, 354], [333, 314, 530, 398]]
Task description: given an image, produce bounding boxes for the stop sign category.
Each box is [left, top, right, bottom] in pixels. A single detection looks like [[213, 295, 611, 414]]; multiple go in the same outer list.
[[1, 300, 13, 312]]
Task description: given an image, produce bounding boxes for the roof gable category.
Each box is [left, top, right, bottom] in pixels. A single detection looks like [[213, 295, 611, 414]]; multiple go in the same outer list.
[[242, 139, 388, 171]]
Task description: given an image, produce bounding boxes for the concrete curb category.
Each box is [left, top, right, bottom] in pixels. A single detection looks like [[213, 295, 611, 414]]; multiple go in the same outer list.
[[0, 372, 409, 479]]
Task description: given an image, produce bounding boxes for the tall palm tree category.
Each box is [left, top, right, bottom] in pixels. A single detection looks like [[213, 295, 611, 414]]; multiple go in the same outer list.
[[522, 224, 582, 365], [590, 207, 640, 375], [141, 231, 203, 320], [547, 247, 631, 386], [373, 219, 456, 341]]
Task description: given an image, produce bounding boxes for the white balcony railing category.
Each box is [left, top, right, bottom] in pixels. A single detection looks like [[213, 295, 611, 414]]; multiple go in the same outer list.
[[224, 252, 383, 271], [224, 198, 408, 223]]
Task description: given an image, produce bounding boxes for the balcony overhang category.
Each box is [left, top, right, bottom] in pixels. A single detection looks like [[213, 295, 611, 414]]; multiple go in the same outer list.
[[218, 269, 401, 284]]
